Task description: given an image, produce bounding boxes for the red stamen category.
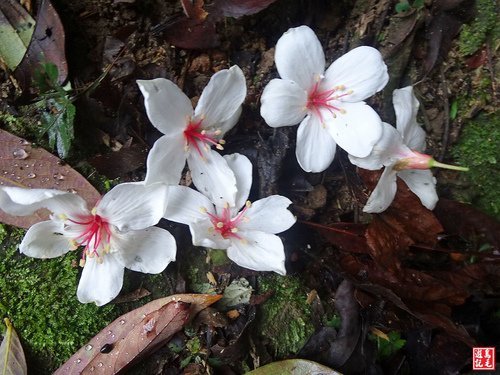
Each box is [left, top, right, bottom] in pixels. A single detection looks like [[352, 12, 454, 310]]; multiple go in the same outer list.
[[206, 203, 250, 240], [307, 80, 351, 122], [183, 119, 223, 157], [68, 213, 111, 259]]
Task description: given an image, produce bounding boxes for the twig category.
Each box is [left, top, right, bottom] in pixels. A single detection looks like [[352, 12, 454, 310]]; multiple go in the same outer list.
[[438, 66, 450, 162]]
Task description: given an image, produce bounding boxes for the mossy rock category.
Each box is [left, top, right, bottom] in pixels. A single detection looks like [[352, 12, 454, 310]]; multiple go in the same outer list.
[[458, 0, 499, 56], [452, 112, 500, 218], [257, 274, 314, 358], [0, 225, 117, 373]]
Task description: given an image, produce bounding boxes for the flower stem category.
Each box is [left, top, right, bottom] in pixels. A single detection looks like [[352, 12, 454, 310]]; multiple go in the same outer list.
[[430, 159, 469, 171]]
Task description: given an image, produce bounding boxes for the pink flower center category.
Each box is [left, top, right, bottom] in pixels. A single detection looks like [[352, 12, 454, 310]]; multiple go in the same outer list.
[[394, 151, 433, 171], [183, 119, 224, 157], [67, 213, 112, 264], [307, 80, 352, 122], [205, 202, 250, 240]]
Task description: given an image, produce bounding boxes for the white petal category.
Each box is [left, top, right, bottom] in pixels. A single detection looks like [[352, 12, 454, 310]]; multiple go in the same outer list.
[[19, 220, 71, 258], [296, 114, 337, 172], [398, 169, 438, 210], [260, 79, 308, 127], [0, 187, 87, 216], [164, 186, 215, 225], [188, 149, 237, 208], [113, 227, 176, 273], [324, 46, 388, 102], [137, 78, 192, 135], [227, 230, 286, 275], [97, 182, 167, 231], [327, 102, 382, 158], [190, 218, 231, 249], [349, 122, 409, 170], [194, 66, 247, 125], [275, 25, 325, 90], [393, 86, 426, 151], [223, 153, 252, 210], [363, 167, 398, 213], [240, 195, 296, 234], [145, 134, 186, 185], [218, 105, 242, 136], [77, 255, 124, 306]]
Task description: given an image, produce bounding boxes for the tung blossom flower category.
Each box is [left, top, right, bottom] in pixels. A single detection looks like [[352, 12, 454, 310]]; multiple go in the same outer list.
[[164, 153, 296, 275], [137, 66, 246, 207], [260, 25, 389, 172], [0, 183, 176, 306], [349, 86, 468, 213]]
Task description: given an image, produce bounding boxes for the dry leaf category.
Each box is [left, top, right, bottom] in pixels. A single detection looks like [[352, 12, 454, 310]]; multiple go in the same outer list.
[[0, 129, 101, 228], [0, 318, 28, 375], [55, 294, 222, 375], [15, 0, 68, 89]]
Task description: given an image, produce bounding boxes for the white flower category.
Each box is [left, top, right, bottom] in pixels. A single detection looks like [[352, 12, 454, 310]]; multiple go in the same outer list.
[[164, 153, 296, 275], [349, 86, 468, 213], [260, 25, 389, 173], [0, 183, 176, 306], [137, 66, 247, 207]]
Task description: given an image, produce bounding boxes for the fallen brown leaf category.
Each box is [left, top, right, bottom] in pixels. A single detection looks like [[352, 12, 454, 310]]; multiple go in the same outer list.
[[55, 294, 221, 375], [0, 129, 101, 228], [15, 0, 68, 89]]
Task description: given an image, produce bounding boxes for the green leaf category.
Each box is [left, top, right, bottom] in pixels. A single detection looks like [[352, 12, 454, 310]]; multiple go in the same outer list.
[[247, 359, 340, 374], [219, 278, 253, 308], [0, 1, 35, 70], [40, 97, 75, 159], [395, 1, 410, 13], [0, 318, 28, 375], [450, 100, 458, 120], [33, 62, 60, 93], [412, 0, 425, 9]]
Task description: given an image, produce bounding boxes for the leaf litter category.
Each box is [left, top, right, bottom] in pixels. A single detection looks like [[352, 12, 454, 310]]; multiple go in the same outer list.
[[0, 0, 499, 373]]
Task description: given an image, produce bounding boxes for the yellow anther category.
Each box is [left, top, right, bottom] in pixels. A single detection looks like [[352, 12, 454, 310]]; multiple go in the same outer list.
[[219, 139, 226, 145], [69, 240, 78, 250], [245, 200, 252, 208], [208, 227, 214, 233], [216, 222, 224, 228], [347, 89, 354, 94], [223, 202, 229, 209], [199, 206, 207, 213], [103, 244, 111, 254], [214, 129, 222, 136], [216, 144, 224, 150], [91, 207, 97, 215], [79, 259, 86, 267], [58, 213, 67, 220], [97, 256, 104, 264], [339, 108, 347, 114], [231, 228, 239, 233], [184, 144, 190, 152]]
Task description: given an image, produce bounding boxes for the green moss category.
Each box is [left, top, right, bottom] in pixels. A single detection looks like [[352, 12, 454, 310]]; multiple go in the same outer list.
[[257, 275, 314, 358], [458, 0, 498, 56], [0, 225, 117, 373], [452, 112, 500, 218]]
